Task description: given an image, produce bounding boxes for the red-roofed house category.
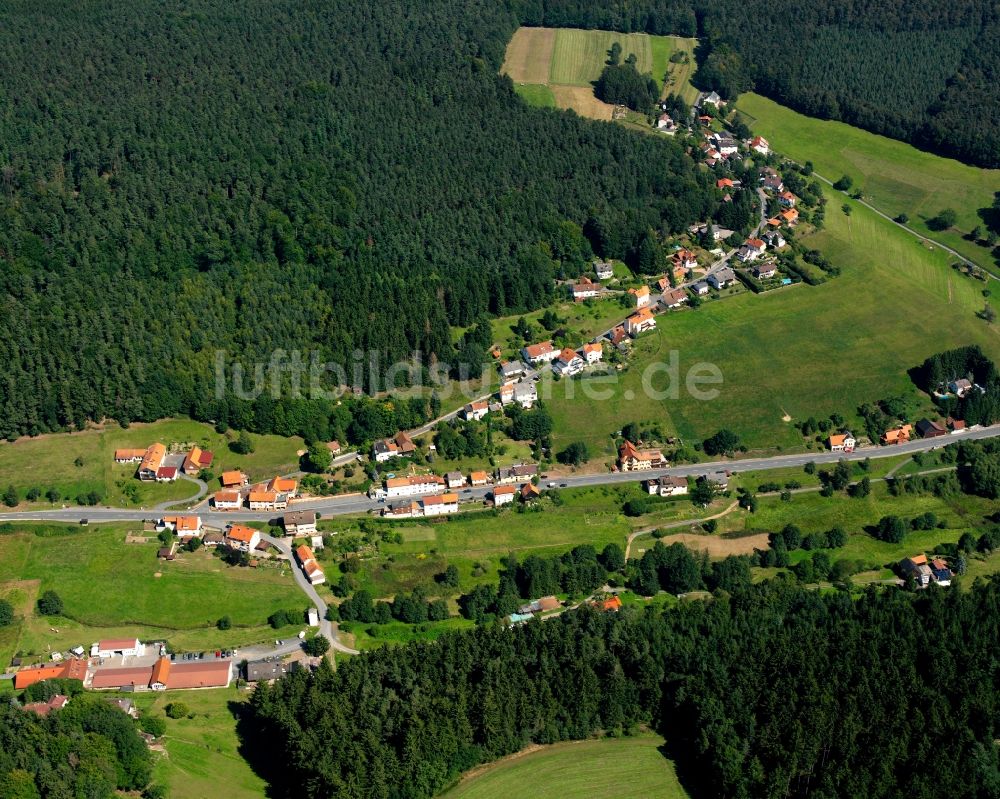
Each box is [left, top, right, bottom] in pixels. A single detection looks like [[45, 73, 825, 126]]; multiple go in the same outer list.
[[182, 447, 214, 474], [553, 347, 585, 377], [618, 440, 664, 471], [521, 341, 558, 365], [225, 525, 261, 552]]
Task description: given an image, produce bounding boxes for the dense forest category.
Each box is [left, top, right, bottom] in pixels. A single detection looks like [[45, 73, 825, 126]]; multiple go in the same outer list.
[[0, 694, 154, 797], [532, 0, 1000, 167], [246, 579, 1000, 798], [0, 0, 719, 440]]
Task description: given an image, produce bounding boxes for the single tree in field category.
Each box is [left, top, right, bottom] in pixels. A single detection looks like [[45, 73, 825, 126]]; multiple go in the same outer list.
[[37, 590, 64, 616], [2, 485, 18, 507], [0, 598, 14, 627], [303, 635, 331, 656]]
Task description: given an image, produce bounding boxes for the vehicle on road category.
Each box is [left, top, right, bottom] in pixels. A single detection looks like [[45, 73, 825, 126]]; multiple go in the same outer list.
[[547, 482, 557, 488]]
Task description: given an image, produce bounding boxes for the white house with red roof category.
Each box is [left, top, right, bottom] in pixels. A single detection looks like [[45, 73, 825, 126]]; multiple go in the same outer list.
[[521, 341, 558, 365], [553, 347, 585, 377]]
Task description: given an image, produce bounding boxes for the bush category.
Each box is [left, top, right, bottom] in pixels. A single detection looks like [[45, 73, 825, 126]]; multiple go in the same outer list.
[[556, 441, 589, 466], [303, 635, 331, 656], [216, 615, 231, 630], [139, 713, 167, 737], [165, 702, 189, 719], [0, 598, 13, 627], [874, 515, 908, 543], [37, 590, 63, 616], [268, 610, 288, 628]]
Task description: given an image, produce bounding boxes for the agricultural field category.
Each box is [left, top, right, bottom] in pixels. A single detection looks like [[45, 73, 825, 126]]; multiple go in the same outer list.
[[137, 687, 268, 799], [0, 417, 304, 507], [736, 93, 1000, 269], [502, 27, 698, 119], [546, 182, 1000, 453], [0, 523, 305, 666], [443, 735, 689, 799]]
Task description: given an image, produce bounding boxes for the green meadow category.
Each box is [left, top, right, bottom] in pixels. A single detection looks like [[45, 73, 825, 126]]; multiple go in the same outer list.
[[736, 93, 1000, 268], [443, 735, 689, 799], [546, 183, 1000, 454]]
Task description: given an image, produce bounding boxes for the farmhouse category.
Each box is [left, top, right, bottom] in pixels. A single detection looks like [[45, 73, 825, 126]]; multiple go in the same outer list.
[[900, 554, 932, 588], [13, 658, 88, 690], [661, 288, 689, 309], [595, 261, 614, 280], [625, 308, 656, 336], [646, 475, 689, 496], [213, 490, 242, 510], [385, 474, 446, 498], [827, 432, 856, 453], [225, 524, 261, 552], [137, 443, 167, 481], [296, 544, 326, 585], [553, 347, 585, 377], [221, 470, 249, 488], [571, 279, 600, 301], [521, 341, 558, 365], [91, 657, 232, 691], [114, 448, 146, 464], [93, 638, 145, 659], [283, 510, 317, 536], [628, 285, 651, 308], [422, 492, 459, 516], [916, 419, 948, 439], [708, 268, 737, 290], [618, 440, 665, 471], [462, 400, 489, 421], [881, 424, 913, 445], [182, 447, 214, 474], [492, 485, 516, 506]]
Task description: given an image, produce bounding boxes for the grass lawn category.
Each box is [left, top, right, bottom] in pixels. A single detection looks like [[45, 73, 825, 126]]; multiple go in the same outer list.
[[546, 183, 1000, 453], [735, 93, 1000, 269], [491, 295, 632, 360], [135, 686, 267, 799], [0, 417, 304, 507], [442, 735, 689, 799], [502, 28, 698, 120], [0, 524, 305, 665]]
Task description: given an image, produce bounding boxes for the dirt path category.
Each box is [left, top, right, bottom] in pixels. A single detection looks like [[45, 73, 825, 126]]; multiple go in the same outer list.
[[625, 500, 739, 559]]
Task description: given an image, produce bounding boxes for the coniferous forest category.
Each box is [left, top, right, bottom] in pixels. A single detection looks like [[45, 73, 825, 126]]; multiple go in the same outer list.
[[246, 579, 1000, 799]]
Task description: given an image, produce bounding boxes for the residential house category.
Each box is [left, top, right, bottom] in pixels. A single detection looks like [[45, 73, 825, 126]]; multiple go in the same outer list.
[[583, 341, 603, 364], [104, 698, 138, 718], [827, 432, 857, 453], [716, 177, 736, 190], [763, 230, 786, 249], [499, 382, 516, 406], [656, 113, 676, 131], [646, 475, 688, 496], [701, 471, 730, 490], [518, 596, 561, 614], [625, 308, 656, 336], [778, 191, 797, 208], [384, 501, 421, 518], [203, 531, 226, 547], [248, 490, 280, 511], [736, 238, 766, 263], [422, 492, 460, 517], [267, 476, 298, 499], [882, 424, 913, 445], [492, 485, 516, 506], [513, 381, 538, 408], [295, 545, 326, 585], [159, 515, 202, 539], [392, 432, 416, 457], [692, 281, 710, 295], [213, 490, 242, 510], [780, 208, 799, 226], [750, 262, 778, 280], [707, 267, 737, 290], [326, 441, 342, 456], [916, 419, 948, 439], [661, 288, 689, 309], [221, 470, 248, 488], [553, 347, 585, 377], [930, 557, 953, 586], [155, 466, 178, 482], [760, 167, 783, 192], [462, 400, 489, 421], [114, 448, 146, 464], [698, 90, 722, 108], [500, 361, 528, 381], [521, 341, 558, 365], [93, 638, 145, 659], [385, 474, 447, 498], [628, 285, 651, 308], [225, 524, 261, 553], [749, 135, 769, 154], [948, 378, 973, 397], [22, 694, 70, 716], [948, 418, 967, 432], [182, 447, 214, 475], [595, 261, 614, 280], [283, 510, 317, 536], [609, 325, 629, 350], [673, 249, 698, 271], [495, 464, 538, 484], [245, 660, 288, 683], [372, 439, 400, 462], [618, 440, 665, 471], [571, 279, 600, 301], [445, 471, 465, 489], [469, 470, 489, 486], [137, 443, 167, 481]]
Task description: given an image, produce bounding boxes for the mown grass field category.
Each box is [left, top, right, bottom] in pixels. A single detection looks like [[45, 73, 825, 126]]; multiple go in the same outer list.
[[547, 183, 1000, 453], [443, 735, 689, 799], [0, 417, 304, 507], [736, 93, 1000, 268], [502, 27, 698, 118], [0, 524, 304, 665], [137, 687, 267, 799]]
